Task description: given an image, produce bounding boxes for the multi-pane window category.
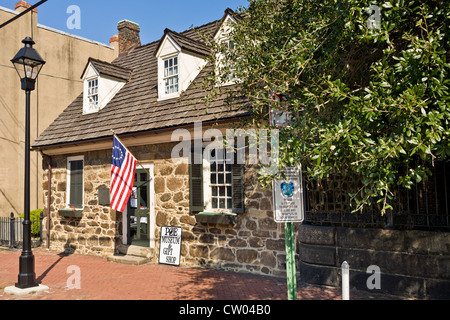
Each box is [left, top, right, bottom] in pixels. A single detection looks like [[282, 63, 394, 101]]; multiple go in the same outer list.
[[189, 148, 244, 214], [210, 149, 233, 210], [88, 79, 99, 111], [164, 57, 179, 95], [67, 157, 84, 209], [225, 40, 236, 81]]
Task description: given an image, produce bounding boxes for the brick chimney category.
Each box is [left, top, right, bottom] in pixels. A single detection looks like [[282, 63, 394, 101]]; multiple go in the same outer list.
[[117, 20, 141, 56], [15, 1, 38, 13], [109, 34, 119, 54]]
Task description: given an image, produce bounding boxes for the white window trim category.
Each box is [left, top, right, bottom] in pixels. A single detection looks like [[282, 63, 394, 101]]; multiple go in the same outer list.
[[203, 156, 212, 211], [86, 77, 99, 114], [163, 56, 180, 96], [158, 54, 181, 101], [202, 149, 234, 214], [66, 155, 84, 209], [215, 38, 239, 87]]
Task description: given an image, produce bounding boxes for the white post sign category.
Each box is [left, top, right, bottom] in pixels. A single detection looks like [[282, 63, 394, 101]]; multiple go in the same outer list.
[[273, 166, 305, 223], [159, 226, 182, 266]]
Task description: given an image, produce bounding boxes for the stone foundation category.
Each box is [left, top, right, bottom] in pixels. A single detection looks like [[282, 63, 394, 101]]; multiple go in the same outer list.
[[298, 224, 450, 299]]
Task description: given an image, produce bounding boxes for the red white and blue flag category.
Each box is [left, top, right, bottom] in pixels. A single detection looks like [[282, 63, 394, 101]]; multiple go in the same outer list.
[[110, 136, 137, 212]]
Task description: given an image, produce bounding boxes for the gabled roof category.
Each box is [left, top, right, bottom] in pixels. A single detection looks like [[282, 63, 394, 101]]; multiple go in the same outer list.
[[154, 28, 211, 57], [81, 57, 132, 81], [31, 10, 250, 150], [212, 8, 243, 39]]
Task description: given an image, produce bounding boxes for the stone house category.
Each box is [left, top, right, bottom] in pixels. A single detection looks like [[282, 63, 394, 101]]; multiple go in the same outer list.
[[31, 7, 450, 299], [31, 9, 292, 277]]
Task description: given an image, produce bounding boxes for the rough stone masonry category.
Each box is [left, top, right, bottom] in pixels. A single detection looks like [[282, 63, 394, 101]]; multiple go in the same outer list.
[[42, 142, 298, 277]]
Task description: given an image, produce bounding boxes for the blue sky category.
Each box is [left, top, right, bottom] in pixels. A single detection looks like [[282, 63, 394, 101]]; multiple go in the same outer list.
[[1, 0, 249, 45]]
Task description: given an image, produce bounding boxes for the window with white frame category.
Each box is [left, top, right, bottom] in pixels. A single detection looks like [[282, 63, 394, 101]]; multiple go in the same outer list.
[[66, 156, 84, 209], [189, 147, 244, 214], [210, 149, 234, 210], [225, 40, 236, 82], [216, 38, 238, 86], [87, 78, 99, 112], [163, 56, 179, 95]]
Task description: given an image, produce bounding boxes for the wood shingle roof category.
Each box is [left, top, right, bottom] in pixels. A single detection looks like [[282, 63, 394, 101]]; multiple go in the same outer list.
[[32, 11, 249, 150], [83, 58, 133, 81], [155, 28, 211, 57]]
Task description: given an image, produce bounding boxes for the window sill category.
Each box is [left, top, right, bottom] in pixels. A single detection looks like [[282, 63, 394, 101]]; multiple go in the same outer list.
[[157, 93, 181, 102], [58, 209, 83, 218], [195, 212, 237, 225]]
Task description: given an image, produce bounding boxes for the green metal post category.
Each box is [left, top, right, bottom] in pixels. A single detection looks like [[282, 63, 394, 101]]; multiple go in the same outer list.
[[285, 222, 297, 300]]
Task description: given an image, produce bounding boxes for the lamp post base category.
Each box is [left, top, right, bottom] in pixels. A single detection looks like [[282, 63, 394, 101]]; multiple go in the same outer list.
[[15, 254, 38, 289], [5, 284, 49, 297]]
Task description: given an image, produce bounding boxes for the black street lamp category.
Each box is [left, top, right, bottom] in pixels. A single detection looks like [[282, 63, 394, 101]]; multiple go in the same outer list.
[[11, 37, 46, 289]]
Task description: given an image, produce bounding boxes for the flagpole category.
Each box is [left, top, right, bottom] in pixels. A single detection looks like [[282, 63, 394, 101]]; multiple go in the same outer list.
[[110, 129, 151, 178]]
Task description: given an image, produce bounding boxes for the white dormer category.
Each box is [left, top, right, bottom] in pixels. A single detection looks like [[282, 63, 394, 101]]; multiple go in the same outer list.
[[155, 29, 209, 101], [81, 58, 131, 115], [214, 10, 237, 43], [214, 10, 238, 86]]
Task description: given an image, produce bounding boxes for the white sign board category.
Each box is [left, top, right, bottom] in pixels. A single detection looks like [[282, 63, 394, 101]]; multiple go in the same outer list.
[[273, 166, 305, 223], [270, 91, 293, 128], [270, 109, 292, 128], [159, 226, 182, 266]]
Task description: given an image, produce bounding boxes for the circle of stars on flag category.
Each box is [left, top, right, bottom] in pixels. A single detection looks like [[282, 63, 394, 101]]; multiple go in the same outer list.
[[112, 146, 124, 162]]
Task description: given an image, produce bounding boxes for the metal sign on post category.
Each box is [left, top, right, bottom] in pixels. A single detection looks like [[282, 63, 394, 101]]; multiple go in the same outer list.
[[269, 91, 303, 301], [273, 166, 305, 223], [272, 166, 304, 300]]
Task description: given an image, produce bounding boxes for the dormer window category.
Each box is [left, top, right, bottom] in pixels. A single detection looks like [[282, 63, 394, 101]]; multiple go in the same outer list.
[[155, 29, 209, 101], [164, 56, 179, 95], [214, 11, 239, 86], [225, 40, 236, 82], [87, 78, 99, 112], [81, 58, 132, 115]]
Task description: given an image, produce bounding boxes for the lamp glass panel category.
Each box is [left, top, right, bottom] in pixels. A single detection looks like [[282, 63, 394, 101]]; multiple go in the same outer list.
[[12, 58, 43, 80]]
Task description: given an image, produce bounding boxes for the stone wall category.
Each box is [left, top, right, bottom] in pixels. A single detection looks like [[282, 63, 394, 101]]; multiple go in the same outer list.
[[42, 150, 121, 256], [298, 224, 450, 299], [42, 142, 296, 277]]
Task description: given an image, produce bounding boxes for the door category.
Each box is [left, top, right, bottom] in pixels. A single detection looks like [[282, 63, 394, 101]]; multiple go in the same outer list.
[[127, 169, 152, 247]]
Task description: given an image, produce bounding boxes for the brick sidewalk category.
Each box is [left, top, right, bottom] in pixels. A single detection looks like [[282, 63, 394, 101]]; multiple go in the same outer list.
[[0, 248, 402, 301]]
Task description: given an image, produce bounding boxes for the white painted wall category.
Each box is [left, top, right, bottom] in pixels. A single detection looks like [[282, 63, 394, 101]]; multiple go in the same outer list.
[[99, 75, 126, 110], [179, 51, 208, 92]]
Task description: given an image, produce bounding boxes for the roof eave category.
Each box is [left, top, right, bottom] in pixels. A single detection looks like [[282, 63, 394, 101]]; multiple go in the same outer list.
[[31, 113, 253, 154]]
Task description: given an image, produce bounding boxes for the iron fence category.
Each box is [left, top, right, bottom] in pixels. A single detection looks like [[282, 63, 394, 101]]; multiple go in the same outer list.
[[0, 212, 43, 248], [304, 160, 450, 232]]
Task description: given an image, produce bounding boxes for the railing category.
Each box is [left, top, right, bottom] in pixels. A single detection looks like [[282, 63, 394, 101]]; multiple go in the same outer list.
[[0, 212, 43, 248], [304, 160, 450, 232]]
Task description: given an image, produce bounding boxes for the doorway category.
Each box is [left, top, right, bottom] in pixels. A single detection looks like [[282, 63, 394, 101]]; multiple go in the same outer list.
[[125, 166, 155, 248]]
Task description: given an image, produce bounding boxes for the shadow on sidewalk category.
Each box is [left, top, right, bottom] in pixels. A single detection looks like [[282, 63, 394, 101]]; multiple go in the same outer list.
[[36, 240, 74, 285]]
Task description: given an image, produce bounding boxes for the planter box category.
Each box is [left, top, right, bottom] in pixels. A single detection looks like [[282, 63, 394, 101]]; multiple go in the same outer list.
[[58, 209, 83, 218], [195, 212, 237, 225]]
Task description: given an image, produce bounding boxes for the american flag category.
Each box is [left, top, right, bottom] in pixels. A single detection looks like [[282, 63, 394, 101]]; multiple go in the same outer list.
[[110, 136, 137, 212]]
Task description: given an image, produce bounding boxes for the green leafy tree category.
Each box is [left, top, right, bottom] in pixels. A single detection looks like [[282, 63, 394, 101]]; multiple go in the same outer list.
[[201, 0, 449, 214]]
